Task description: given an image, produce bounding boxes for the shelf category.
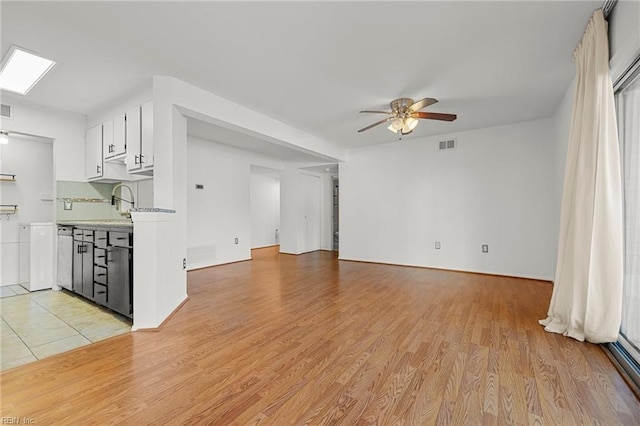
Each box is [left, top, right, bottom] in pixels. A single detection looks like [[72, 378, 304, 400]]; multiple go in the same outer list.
[[0, 173, 16, 182], [105, 153, 126, 164], [0, 204, 18, 215]]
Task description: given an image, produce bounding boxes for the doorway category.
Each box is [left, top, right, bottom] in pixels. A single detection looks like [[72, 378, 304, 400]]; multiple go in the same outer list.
[[250, 165, 281, 249], [0, 133, 54, 288]]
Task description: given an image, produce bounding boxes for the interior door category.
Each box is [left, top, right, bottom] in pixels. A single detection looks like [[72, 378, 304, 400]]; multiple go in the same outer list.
[[301, 174, 321, 253]]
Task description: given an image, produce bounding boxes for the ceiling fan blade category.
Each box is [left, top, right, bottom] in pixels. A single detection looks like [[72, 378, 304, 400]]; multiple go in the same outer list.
[[414, 112, 457, 122], [357, 117, 392, 133], [360, 110, 392, 114], [409, 97, 438, 111]]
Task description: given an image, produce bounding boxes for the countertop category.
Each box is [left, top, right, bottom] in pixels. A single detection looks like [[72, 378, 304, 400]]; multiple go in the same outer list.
[[57, 220, 133, 228], [131, 208, 176, 213]]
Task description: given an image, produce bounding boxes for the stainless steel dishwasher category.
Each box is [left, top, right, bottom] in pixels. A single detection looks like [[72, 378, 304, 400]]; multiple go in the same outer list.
[[56, 226, 73, 290]]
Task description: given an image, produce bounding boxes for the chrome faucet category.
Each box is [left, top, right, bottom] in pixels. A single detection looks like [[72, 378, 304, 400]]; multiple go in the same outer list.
[[111, 183, 135, 214]]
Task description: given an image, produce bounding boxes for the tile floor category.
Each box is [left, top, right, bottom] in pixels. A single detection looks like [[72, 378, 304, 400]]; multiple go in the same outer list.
[[1, 286, 131, 371]]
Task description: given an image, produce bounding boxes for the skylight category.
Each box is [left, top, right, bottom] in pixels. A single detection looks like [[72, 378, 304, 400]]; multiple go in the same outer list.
[[0, 46, 55, 95]]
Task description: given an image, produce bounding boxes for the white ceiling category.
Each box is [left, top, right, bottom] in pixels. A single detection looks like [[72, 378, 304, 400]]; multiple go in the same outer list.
[[1, 1, 601, 152], [187, 116, 340, 163]]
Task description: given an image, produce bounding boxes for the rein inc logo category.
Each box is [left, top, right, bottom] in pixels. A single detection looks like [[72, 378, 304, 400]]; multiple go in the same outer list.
[[1, 418, 35, 424]]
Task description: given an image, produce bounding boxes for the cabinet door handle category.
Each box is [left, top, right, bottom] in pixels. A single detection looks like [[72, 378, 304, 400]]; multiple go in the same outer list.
[[96, 273, 106, 277], [96, 290, 106, 295], [134, 155, 140, 165], [97, 165, 102, 173], [140, 154, 144, 164]]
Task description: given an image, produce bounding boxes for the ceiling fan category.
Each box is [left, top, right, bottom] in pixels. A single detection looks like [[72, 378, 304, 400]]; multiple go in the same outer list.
[[358, 97, 457, 135]]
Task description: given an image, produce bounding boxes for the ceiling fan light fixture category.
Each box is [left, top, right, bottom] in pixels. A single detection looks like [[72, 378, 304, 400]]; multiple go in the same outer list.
[[387, 117, 404, 134], [358, 97, 456, 134], [405, 117, 419, 131]]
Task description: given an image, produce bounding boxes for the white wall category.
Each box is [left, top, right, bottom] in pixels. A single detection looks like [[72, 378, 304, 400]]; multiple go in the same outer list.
[[340, 118, 557, 280], [0, 98, 86, 182], [250, 172, 280, 248], [186, 136, 283, 269], [279, 165, 299, 254], [0, 135, 54, 286], [133, 178, 154, 209]]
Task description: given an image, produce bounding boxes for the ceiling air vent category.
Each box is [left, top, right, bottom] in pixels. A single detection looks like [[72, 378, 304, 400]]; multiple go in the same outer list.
[[0, 104, 12, 119], [439, 138, 456, 151]]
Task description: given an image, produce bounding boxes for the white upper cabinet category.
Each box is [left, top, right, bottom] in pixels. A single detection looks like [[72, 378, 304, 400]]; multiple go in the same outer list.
[[126, 101, 153, 174], [88, 99, 154, 180], [86, 125, 103, 179], [141, 101, 154, 169], [105, 113, 126, 159], [126, 106, 141, 172], [102, 118, 114, 160]]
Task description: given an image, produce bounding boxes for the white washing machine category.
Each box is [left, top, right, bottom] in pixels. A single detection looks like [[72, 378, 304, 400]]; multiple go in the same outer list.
[[19, 223, 55, 291]]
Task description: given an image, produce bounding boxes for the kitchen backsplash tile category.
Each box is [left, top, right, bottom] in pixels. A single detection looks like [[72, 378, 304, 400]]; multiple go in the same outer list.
[[56, 181, 124, 221]]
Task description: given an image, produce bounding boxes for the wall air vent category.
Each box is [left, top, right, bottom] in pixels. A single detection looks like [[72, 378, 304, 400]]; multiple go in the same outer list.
[[438, 138, 456, 151], [1, 104, 12, 119]]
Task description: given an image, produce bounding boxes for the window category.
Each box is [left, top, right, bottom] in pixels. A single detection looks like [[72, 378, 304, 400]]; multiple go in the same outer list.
[[609, 55, 640, 391]]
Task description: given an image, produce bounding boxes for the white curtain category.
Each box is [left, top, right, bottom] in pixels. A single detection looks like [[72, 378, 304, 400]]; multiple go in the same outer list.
[[620, 75, 640, 347], [540, 9, 623, 343]]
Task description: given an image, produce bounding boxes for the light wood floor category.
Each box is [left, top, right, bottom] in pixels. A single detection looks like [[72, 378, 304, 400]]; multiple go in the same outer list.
[[1, 247, 639, 424]]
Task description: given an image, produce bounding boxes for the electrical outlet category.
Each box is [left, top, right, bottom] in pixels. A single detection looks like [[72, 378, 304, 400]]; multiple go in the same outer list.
[[183, 258, 186, 269], [482, 244, 489, 253], [234, 237, 238, 245], [435, 241, 441, 250]]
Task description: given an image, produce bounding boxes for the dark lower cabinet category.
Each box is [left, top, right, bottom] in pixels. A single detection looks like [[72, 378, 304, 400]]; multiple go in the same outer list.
[[73, 236, 94, 299], [94, 283, 107, 306], [105, 246, 131, 318], [71, 226, 132, 319]]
